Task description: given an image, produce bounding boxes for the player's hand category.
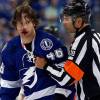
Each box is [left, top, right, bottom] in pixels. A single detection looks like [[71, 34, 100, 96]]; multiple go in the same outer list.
[[35, 57, 47, 69]]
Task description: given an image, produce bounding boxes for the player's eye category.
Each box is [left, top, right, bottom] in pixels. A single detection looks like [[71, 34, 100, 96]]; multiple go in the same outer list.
[[26, 20, 30, 24]]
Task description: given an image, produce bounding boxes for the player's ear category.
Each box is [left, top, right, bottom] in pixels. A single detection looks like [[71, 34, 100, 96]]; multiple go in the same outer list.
[[74, 17, 83, 29]]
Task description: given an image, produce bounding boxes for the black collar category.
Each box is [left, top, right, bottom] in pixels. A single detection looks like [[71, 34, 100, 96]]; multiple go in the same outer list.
[[75, 25, 91, 38]]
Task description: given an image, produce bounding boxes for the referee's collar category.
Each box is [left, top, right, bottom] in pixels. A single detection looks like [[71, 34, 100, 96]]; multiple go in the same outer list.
[[75, 25, 91, 38]]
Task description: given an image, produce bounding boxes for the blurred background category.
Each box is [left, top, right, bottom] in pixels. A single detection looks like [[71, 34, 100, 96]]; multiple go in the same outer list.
[[0, 0, 100, 65]]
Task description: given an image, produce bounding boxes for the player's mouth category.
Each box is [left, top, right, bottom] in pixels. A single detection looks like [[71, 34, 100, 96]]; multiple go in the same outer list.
[[21, 30, 28, 35]]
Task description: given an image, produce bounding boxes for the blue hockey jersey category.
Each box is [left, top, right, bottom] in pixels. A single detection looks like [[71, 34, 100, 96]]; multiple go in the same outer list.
[[0, 30, 75, 100]]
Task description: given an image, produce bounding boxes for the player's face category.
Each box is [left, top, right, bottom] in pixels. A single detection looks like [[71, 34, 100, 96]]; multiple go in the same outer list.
[[16, 13, 35, 38], [62, 16, 76, 33]]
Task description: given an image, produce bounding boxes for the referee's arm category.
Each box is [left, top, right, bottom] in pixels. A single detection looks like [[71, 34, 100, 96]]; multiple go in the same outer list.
[[44, 33, 87, 86]]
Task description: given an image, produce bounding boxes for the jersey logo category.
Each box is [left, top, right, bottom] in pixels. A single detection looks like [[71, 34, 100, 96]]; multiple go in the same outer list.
[[40, 38, 53, 50], [22, 52, 35, 67], [70, 49, 76, 57], [22, 67, 37, 89]]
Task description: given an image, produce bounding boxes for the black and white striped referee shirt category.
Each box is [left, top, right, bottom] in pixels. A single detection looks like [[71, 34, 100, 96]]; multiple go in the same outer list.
[[44, 25, 100, 100]]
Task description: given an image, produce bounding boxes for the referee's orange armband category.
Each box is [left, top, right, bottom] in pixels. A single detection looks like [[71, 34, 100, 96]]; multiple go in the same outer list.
[[64, 60, 84, 81]]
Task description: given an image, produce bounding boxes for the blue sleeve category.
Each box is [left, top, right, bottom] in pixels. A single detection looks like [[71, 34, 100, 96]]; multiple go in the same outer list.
[[34, 31, 68, 64], [0, 42, 21, 100]]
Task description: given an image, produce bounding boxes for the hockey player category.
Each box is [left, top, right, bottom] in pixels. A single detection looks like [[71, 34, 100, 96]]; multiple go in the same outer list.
[[0, 4, 75, 100]]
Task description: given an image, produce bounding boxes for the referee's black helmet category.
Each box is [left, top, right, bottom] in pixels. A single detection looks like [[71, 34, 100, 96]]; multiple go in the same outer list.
[[62, 0, 91, 22]]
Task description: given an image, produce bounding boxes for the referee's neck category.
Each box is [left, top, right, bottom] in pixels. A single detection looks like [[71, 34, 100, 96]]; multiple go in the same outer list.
[[78, 24, 89, 32]]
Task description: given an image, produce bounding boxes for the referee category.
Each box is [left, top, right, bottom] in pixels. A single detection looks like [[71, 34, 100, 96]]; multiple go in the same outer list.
[[35, 0, 100, 100]]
